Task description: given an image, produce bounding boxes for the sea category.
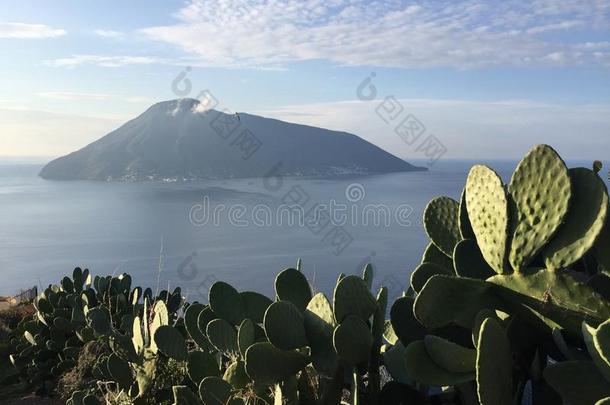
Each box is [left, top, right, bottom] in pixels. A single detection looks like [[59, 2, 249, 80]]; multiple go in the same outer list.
[[0, 158, 603, 302]]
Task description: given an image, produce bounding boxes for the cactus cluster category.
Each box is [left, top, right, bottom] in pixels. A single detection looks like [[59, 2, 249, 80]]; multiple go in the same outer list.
[[4, 144, 610, 404], [403, 144, 610, 404]]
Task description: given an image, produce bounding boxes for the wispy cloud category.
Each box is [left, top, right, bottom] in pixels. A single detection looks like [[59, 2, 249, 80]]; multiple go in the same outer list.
[[256, 98, 610, 160], [0, 22, 66, 39], [94, 29, 123, 38], [138, 0, 610, 69], [45, 55, 161, 68], [37, 91, 156, 104]]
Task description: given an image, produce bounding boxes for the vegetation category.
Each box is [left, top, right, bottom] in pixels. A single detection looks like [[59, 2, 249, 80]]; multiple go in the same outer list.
[[1, 144, 610, 404]]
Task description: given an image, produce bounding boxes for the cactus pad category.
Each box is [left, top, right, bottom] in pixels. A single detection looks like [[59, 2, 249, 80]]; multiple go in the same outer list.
[[475, 317, 512, 405], [333, 315, 373, 365], [239, 291, 272, 323], [411, 262, 453, 292], [389, 297, 426, 346], [187, 351, 219, 385], [465, 165, 509, 274], [264, 301, 307, 350], [583, 320, 610, 381], [206, 319, 239, 356], [333, 275, 377, 322], [209, 282, 245, 325], [459, 188, 475, 239], [544, 361, 610, 405], [542, 168, 608, 269], [198, 376, 232, 405], [237, 318, 255, 357], [453, 239, 495, 280], [275, 268, 312, 312], [107, 354, 133, 390], [184, 303, 208, 350], [423, 196, 461, 257], [424, 335, 476, 373], [153, 325, 188, 361], [508, 144, 571, 270], [421, 243, 453, 271], [223, 360, 250, 389], [244, 342, 310, 384], [304, 293, 337, 376], [404, 340, 475, 386], [414, 275, 497, 330]]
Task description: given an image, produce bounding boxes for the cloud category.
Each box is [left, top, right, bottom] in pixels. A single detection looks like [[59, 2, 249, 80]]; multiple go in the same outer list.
[[0, 22, 66, 39], [254, 98, 610, 161], [138, 0, 610, 69], [94, 29, 123, 38], [45, 55, 160, 68], [37, 92, 156, 104]]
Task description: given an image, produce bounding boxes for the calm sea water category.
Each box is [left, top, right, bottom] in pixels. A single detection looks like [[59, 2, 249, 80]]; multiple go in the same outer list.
[[0, 158, 601, 301]]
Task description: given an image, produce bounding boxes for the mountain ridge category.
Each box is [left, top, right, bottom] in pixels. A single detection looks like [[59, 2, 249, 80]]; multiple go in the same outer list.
[[40, 98, 426, 181]]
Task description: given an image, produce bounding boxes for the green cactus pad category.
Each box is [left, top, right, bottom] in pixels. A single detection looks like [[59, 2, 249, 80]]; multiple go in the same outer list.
[[244, 342, 310, 384], [107, 353, 132, 390], [414, 275, 498, 330], [424, 335, 476, 373], [197, 306, 216, 338], [488, 268, 610, 334], [198, 376, 232, 405], [583, 320, 610, 381], [594, 218, 610, 272], [154, 325, 188, 361], [185, 303, 208, 350], [459, 188, 475, 239], [362, 263, 374, 290], [423, 196, 461, 257], [476, 317, 512, 405], [544, 361, 610, 405], [209, 281, 246, 325], [237, 318, 255, 357], [465, 165, 510, 274], [508, 144, 571, 270], [421, 242, 454, 271], [86, 308, 110, 335], [453, 239, 495, 279], [404, 340, 475, 386], [239, 291, 272, 323], [132, 316, 143, 355], [542, 168, 608, 269], [410, 262, 453, 292], [332, 315, 373, 366], [333, 275, 378, 323], [304, 293, 338, 376], [187, 351, 219, 385], [383, 342, 411, 384], [206, 319, 239, 356], [223, 360, 250, 389], [171, 386, 200, 404], [264, 301, 307, 350], [274, 268, 312, 312], [389, 297, 426, 347]]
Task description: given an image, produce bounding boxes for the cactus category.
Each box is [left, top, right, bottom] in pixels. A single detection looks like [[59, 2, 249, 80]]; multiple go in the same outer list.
[[452, 239, 495, 279], [154, 325, 188, 361], [410, 262, 453, 292], [187, 351, 219, 385], [333, 275, 377, 322], [333, 315, 373, 365], [465, 165, 509, 274], [199, 376, 232, 405], [475, 317, 512, 405], [274, 268, 312, 312], [206, 319, 239, 356], [263, 301, 307, 350], [244, 342, 310, 385], [423, 196, 461, 257], [209, 281, 246, 325], [508, 144, 571, 270]]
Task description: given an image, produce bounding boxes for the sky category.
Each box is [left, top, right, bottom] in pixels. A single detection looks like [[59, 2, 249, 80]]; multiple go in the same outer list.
[[0, 0, 609, 160]]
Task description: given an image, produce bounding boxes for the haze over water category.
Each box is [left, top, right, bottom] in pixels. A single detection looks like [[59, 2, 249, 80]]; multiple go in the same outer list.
[[0, 158, 604, 300]]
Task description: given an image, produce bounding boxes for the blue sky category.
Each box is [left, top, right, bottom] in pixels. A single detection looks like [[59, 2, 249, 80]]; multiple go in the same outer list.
[[1, 0, 609, 160]]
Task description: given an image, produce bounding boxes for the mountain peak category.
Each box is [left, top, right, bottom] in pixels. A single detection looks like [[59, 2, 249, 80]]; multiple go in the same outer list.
[[40, 100, 425, 181]]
